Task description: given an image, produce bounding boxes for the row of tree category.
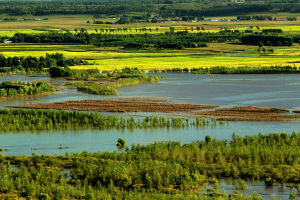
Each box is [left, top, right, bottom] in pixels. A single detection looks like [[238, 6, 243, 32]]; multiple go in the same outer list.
[[191, 65, 300, 74], [237, 15, 274, 21], [7, 32, 236, 49], [0, 53, 87, 72], [6, 31, 299, 49]]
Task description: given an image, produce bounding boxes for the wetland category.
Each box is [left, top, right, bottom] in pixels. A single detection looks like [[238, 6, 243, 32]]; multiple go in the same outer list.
[[0, 5, 299, 198]]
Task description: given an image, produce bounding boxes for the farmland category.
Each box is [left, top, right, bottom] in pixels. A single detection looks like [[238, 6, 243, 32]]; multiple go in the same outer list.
[[0, 43, 299, 71], [0, 0, 300, 198], [0, 13, 299, 71]]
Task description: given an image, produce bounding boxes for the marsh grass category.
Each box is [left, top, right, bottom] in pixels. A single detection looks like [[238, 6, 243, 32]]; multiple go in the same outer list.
[[0, 109, 216, 132]]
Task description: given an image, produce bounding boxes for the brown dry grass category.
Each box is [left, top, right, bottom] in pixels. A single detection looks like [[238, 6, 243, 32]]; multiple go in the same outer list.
[[197, 106, 298, 121], [8, 98, 300, 122], [8, 98, 217, 113]]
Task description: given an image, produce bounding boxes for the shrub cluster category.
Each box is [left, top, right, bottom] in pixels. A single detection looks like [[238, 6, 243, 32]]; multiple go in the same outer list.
[[0, 81, 54, 97]]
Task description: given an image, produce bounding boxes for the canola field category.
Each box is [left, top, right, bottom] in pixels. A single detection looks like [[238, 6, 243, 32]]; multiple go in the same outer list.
[[0, 14, 299, 71], [0, 43, 299, 71]]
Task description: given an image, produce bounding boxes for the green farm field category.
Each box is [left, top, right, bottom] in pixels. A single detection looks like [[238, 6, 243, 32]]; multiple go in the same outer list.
[[0, 43, 299, 71], [75, 55, 300, 71], [0, 14, 299, 71], [0, 24, 299, 37], [1, 14, 300, 36], [0, 0, 300, 198]]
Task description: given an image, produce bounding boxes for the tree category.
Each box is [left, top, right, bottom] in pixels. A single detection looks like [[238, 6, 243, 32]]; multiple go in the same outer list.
[[205, 135, 212, 144], [169, 27, 175, 33], [117, 138, 126, 149], [46, 58, 57, 68], [289, 189, 296, 200]]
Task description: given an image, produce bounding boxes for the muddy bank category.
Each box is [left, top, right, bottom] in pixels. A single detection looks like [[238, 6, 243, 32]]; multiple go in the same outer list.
[[8, 97, 217, 113], [7, 99, 300, 122], [197, 106, 298, 121]]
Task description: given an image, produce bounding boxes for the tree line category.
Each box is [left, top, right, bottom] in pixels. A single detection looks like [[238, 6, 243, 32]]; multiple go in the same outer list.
[[7, 32, 237, 49], [0, 0, 299, 17], [191, 65, 300, 74], [241, 35, 293, 46], [0, 53, 87, 72], [6, 31, 299, 49]]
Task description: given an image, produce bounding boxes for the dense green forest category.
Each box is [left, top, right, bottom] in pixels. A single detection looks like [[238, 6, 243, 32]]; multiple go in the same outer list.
[[7, 32, 231, 48], [241, 35, 293, 46], [3, 31, 298, 49], [0, 133, 298, 199], [0, 0, 299, 16]]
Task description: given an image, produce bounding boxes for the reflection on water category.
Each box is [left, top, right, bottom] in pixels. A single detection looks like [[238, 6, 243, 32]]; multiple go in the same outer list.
[[0, 74, 299, 198], [0, 121, 298, 156], [0, 74, 299, 156], [2, 73, 300, 110], [205, 178, 296, 200], [119, 73, 300, 110]]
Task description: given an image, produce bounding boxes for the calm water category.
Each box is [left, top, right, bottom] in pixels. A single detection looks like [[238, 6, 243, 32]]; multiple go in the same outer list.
[[205, 179, 296, 200], [0, 74, 299, 156], [2, 73, 300, 110], [120, 73, 300, 110], [0, 121, 298, 155], [0, 74, 299, 198]]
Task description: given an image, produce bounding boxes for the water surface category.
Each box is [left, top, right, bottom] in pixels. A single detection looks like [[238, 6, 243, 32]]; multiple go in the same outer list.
[[205, 179, 296, 200], [2, 73, 300, 110], [0, 121, 298, 155]]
